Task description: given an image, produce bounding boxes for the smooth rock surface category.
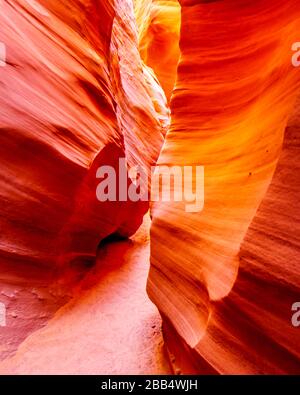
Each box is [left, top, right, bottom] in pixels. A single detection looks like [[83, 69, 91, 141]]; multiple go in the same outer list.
[[148, 0, 300, 374]]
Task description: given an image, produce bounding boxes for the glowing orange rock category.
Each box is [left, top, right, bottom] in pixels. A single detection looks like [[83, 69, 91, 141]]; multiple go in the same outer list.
[[1, 0, 300, 375], [148, 0, 300, 373], [0, 0, 167, 359], [135, 0, 181, 101], [0, 0, 166, 271]]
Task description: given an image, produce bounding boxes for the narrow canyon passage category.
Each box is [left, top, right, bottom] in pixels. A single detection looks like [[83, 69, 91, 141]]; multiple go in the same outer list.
[[1, 0, 300, 375], [0, 215, 171, 374]]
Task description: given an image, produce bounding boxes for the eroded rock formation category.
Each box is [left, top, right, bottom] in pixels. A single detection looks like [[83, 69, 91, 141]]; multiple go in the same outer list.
[[148, 0, 300, 374], [134, 0, 181, 101], [0, 0, 167, 360], [0, 0, 300, 375]]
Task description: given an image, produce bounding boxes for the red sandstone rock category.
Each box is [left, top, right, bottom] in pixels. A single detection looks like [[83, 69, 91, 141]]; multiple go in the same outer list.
[[148, 0, 300, 374], [1, 0, 300, 375], [0, 0, 167, 360], [135, 0, 181, 101], [0, 215, 171, 374]]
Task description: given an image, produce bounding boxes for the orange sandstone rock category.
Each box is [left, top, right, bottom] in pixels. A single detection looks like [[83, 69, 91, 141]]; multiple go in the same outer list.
[[0, 0, 167, 359], [148, 0, 300, 374], [0, 0, 300, 375], [135, 0, 181, 101]]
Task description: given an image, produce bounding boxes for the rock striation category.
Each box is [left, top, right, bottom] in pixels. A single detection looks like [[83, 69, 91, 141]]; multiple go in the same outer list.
[[0, 0, 300, 374], [0, 0, 167, 360], [148, 0, 300, 374]]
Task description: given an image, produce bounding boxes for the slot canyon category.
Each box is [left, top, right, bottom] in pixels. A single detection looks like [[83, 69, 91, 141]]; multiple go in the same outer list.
[[0, 0, 300, 374]]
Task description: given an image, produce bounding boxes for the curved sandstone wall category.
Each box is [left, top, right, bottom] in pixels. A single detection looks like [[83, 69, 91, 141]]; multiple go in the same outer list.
[[148, 0, 300, 374], [0, 0, 300, 374], [0, 0, 167, 359]]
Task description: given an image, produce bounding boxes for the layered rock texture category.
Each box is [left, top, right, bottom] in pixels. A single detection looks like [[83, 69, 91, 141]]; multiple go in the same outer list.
[[135, 0, 181, 101], [148, 0, 300, 374], [0, 0, 167, 361], [0, 0, 300, 374], [0, 215, 171, 374]]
